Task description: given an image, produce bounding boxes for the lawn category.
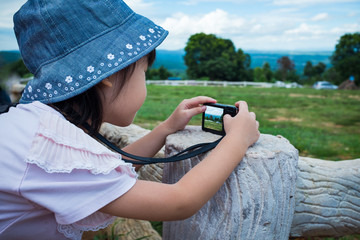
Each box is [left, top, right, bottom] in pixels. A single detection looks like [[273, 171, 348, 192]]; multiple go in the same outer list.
[[134, 85, 360, 161]]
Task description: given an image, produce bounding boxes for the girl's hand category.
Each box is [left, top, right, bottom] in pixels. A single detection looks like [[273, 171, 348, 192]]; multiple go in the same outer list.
[[163, 96, 217, 134], [223, 101, 260, 148]]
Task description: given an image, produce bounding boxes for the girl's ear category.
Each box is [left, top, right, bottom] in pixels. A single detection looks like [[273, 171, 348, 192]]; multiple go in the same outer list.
[[101, 78, 113, 88]]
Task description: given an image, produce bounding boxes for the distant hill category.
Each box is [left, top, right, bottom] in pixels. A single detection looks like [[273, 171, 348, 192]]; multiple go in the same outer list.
[[0, 51, 21, 68], [152, 49, 187, 72], [153, 49, 333, 75], [0, 49, 333, 75], [247, 50, 333, 73]]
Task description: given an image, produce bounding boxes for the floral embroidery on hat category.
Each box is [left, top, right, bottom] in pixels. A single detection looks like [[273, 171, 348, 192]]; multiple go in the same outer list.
[[45, 83, 52, 90], [65, 76, 73, 83], [107, 54, 115, 60], [20, 21, 167, 104], [87, 66, 95, 73]]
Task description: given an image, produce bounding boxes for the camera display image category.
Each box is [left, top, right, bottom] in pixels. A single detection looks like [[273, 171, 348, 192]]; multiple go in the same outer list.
[[203, 106, 224, 132]]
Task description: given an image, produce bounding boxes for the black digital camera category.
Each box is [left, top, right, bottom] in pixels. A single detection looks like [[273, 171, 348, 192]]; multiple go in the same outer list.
[[202, 103, 238, 135]]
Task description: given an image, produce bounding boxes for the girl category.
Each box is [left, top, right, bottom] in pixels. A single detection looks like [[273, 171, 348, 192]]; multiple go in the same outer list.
[[0, 0, 260, 239]]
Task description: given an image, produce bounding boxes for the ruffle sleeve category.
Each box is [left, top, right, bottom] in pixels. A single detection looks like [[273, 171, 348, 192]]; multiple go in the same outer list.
[[26, 110, 136, 177], [23, 110, 137, 240]]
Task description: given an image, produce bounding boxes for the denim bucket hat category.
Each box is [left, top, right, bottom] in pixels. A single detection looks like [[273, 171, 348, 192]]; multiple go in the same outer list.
[[15, 0, 168, 104]]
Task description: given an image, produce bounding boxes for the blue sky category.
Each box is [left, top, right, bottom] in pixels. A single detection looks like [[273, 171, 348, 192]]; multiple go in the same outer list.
[[1, 0, 359, 52]]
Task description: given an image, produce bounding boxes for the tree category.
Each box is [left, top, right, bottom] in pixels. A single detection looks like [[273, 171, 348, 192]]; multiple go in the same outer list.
[[303, 61, 326, 84], [234, 49, 252, 82], [304, 61, 314, 80], [331, 32, 360, 85], [323, 67, 343, 85], [314, 62, 326, 76], [146, 65, 172, 80], [9, 59, 31, 77], [253, 67, 263, 82], [262, 62, 273, 82], [277, 56, 295, 81], [184, 33, 252, 81]]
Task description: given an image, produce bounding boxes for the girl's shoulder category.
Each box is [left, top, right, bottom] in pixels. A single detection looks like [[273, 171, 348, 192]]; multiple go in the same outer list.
[[23, 102, 135, 176]]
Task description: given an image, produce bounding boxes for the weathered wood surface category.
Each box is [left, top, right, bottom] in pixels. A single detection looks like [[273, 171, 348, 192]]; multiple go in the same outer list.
[[162, 126, 299, 240], [291, 156, 360, 237], [96, 123, 360, 239]]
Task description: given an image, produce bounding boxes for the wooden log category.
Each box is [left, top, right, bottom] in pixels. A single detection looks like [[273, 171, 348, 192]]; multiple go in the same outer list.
[[162, 126, 299, 240], [291, 156, 360, 237], [98, 124, 360, 238]]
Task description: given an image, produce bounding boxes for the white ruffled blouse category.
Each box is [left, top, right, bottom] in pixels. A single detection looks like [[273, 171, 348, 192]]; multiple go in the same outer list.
[[0, 102, 137, 240]]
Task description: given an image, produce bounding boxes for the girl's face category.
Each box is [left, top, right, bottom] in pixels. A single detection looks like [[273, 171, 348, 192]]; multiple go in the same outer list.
[[100, 57, 148, 126]]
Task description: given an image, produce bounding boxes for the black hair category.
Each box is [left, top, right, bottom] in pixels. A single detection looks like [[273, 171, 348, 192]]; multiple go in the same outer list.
[[52, 49, 156, 135]]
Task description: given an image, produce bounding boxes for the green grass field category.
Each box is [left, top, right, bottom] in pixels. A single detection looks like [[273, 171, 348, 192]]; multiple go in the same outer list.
[[134, 85, 360, 161]]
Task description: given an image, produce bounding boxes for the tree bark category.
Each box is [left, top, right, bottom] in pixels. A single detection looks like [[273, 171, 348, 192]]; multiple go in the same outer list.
[[162, 126, 299, 240], [291, 156, 360, 237]]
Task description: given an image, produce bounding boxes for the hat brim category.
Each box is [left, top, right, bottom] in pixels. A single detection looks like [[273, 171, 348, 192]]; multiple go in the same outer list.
[[20, 13, 168, 104]]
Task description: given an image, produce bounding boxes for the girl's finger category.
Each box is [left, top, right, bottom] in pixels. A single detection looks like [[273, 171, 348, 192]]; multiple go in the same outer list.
[[185, 105, 207, 118], [236, 101, 249, 112], [185, 96, 216, 108], [250, 112, 256, 119]]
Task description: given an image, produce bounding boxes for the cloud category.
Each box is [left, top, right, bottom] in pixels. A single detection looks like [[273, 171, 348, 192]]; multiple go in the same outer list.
[[273, 0, 359, 5], [180, 0, 247, 5], [311, 13, 329, 21], [0, 1, 27, 28], [159, 7, 324, 50], [330, 23, 360, 35], [124, 0, 155, 15], [158, 5, 348, 51], [160, 9, 246, 49]]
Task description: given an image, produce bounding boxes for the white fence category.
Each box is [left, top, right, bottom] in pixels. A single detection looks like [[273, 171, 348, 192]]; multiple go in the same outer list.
[[18, 77, 300, 89], [146, 80, 304, 88], [146, 80, 274, 88]]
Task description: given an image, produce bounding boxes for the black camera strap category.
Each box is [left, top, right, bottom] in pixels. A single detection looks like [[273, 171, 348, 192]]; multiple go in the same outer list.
[[0, 103, 222, 165], [87, 122, 223, 165]]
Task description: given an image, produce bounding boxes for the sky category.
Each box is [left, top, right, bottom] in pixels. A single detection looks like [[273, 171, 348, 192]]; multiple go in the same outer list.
[[0, 0, 359, 52]]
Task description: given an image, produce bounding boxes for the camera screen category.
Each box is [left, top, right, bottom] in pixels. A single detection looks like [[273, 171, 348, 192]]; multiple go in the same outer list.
[[204, 106, 224, 132]]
